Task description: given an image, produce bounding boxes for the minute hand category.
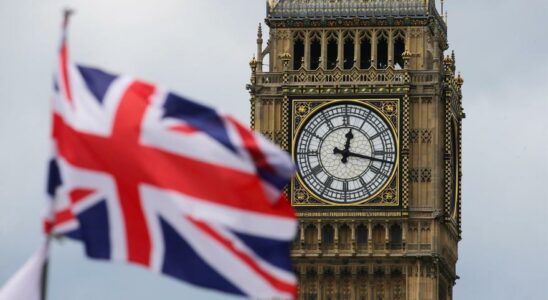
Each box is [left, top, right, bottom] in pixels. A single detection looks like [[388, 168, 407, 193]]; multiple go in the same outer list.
[[347, 152, 394, 164]]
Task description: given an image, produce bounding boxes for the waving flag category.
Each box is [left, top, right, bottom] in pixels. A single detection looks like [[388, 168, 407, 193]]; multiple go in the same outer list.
[[42, 13, 297, 299]]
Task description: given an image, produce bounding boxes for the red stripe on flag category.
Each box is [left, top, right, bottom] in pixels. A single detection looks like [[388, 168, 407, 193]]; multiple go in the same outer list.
[[60, 43, 73, 104], [52, 114, 295, 219], [227, 116, 274, 173], [188, 217, 297, 297], [69, 189, 95, 204], [169, 124, 198, 135]]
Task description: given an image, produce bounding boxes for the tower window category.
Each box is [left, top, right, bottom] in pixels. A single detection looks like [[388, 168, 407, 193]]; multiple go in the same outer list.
[[389, 224, 403, 249], [293, 33, 305, 70], [343, 32, 355, 69], [426, 50, 434, 70], [356, 224, 368, 249], [304, 224, 317, 250], [377, 33, 388, 69], [394, 33, 406, 69], [322, 224, 334, 249], [339, 224, 351, 250], [360, 34, 372, 69], [372, 224, 385, 250], [310, 33, 321, 70], [327, 33, 338, 70]]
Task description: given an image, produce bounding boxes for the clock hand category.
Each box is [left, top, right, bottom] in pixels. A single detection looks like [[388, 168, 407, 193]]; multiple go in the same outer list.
[[332, 129, 355, 164], [343, 129, 353, 151], [333, 147, 350, 164], [346, 151, 395, 164]]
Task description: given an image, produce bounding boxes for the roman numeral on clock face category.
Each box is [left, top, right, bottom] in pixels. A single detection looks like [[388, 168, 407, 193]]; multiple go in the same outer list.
[[303, 164, 323, 178], [311, 165, 322, 175], [321, 176, 334, 195], [369, 129, 387, 140], [297, 150, 318, 156], [370, 166, 388, 178], [359, 177, 371, 195], [321, 111, 334, 129]]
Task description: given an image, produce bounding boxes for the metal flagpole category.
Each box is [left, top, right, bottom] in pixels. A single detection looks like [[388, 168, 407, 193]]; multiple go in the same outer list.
[[39, 9, 76, 300], [39, 239, 49, 300]]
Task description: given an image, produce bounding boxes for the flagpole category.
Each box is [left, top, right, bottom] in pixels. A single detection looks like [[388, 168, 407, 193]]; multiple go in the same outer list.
[[39, 246, 49, 300], [38, 9, 76, 300]]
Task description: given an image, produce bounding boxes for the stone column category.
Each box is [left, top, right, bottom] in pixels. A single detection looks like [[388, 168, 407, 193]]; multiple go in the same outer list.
[[321, 31, 327, 69], [338, 30, 344, 69], [368, 220, 373, 253], [385, 220, 390, 252], [317, 220, 322, 251], [351, 221, 356, 253], [402, 222, 408, 253], [388, 29, 394, 67], [304, 31, 311, 70], [371, 29, 377, 68], [354, 30, 360, 69], [334, 222, 339, 253]]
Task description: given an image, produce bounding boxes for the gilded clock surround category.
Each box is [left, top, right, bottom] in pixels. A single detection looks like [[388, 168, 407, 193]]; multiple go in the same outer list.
[[291, 99, 401, 207]]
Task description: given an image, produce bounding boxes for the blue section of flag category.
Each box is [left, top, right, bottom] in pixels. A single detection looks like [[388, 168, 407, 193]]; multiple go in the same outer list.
[[76, 200, 111, 260], [53, 77, 59, 92], [160, 218, 245, 297], [231, 230, 293, 272], [162, 93, 237, 153], [46, 159, 62, 197], [257, 168, 288, 191], [77, 65, 117, 104]]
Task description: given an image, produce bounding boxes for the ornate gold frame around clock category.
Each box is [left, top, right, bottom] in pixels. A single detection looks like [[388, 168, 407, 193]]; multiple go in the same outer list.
[[290, 98, 401, 207]]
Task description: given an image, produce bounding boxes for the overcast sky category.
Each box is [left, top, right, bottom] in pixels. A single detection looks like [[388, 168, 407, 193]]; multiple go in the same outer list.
[[0, 0, 547, 299]]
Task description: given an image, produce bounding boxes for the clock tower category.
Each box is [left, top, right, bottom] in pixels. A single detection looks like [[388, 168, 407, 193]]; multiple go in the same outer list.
[[248, 1, 464, 299]]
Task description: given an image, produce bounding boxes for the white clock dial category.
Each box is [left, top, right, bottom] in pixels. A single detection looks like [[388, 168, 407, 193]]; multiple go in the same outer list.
[[295, 102, 397, 203]]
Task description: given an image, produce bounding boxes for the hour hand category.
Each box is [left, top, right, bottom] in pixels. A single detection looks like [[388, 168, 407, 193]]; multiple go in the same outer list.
[[333, 147, 349, 163]]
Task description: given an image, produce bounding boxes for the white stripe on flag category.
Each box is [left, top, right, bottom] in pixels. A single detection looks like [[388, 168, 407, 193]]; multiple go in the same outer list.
[[0, 241, 49, 300]]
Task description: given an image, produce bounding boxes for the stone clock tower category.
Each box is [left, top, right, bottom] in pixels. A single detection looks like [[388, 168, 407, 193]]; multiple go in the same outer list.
[[248, 1, 464, 299]]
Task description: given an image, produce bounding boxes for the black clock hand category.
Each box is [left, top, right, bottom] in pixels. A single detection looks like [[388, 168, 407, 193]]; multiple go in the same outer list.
[[343, 129, 353, 151], [333, 147, 349, 163], [346, 151, 395, 164], [333, 129, 354, 164]]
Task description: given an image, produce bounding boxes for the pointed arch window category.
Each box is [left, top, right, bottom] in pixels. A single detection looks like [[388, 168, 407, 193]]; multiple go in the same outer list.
[[394, 31, 406, 69], [377, 31, 389, 69], [356, 224, 368, 249], [372, 224, 385, 250], [339, 224, 351, 250], [293, 32, 305, 70], [327, 32, 338, 70], [322, 224, 335, 249], [343, 31, 355, 70], [304, 224, 317, 250], [310, 32, 322, 70], [360, 32, 372, 69], [389, 224, 403, 249]]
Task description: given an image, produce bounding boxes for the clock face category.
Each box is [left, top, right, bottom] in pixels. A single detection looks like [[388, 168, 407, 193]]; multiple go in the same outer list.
[[295, 102, 397, 204]]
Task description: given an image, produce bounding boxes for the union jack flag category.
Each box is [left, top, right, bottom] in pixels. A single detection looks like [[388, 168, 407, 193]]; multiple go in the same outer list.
[[44, 15, 297, 299]]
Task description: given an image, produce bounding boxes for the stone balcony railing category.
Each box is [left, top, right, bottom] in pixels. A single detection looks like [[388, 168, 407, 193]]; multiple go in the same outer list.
[[292, 241, 431, 257], [254, 68, 440, 89]]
